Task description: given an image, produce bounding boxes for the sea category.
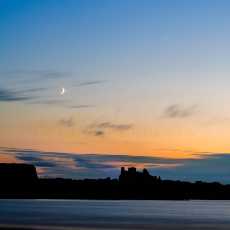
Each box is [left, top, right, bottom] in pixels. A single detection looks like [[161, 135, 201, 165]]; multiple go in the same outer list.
[[0, 199, 230, 229]]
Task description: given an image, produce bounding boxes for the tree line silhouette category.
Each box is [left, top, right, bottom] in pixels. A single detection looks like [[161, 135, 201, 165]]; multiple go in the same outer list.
[[0, 163, 230, 199]]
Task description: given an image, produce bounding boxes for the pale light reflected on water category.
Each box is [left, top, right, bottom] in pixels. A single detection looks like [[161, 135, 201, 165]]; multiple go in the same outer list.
[[0, 200, 230, 229]]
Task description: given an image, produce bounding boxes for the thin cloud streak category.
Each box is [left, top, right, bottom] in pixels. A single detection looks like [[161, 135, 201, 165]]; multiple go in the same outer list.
[[69, 105, 95, 109], [0, 88, 35, 102], [164, 104, 198, 118], [95, 122, 133, 131], [1, 70, 70, 81], [0, 86, 93, 109], [86, 122, 133, 137], [75, 80, 107, 87]]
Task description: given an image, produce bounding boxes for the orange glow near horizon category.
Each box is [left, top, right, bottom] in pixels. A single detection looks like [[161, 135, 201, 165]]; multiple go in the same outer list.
[[1, 110, 230, 161]]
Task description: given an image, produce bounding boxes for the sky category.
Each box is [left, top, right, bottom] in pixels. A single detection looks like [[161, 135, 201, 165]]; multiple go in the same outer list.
[[1, 0, 230, 182]]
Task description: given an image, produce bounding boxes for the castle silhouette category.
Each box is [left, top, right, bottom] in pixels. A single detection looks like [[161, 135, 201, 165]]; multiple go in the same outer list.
[[119, 167, 161, 185]]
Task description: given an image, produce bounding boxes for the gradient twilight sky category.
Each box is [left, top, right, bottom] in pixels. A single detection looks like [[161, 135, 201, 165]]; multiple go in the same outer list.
[[1, 0, 230, 181]]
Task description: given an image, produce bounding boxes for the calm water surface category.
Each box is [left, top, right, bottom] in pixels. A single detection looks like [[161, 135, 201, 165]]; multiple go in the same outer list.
[[0, 199, 230, 229]]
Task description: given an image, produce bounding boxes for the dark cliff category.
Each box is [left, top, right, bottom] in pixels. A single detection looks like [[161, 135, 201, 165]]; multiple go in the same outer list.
[[0, 163, 38, 181], [0, 163, 38, 197]]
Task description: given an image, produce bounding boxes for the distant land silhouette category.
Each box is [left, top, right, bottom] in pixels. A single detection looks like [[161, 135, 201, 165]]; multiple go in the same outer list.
[[0, 163, 230, 200]]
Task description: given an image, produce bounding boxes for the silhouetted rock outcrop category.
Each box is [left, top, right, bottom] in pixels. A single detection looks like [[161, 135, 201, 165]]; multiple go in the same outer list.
[[0, 163, 38, 198], [1, 164, 230, 200], [0, 163, 38, 181]]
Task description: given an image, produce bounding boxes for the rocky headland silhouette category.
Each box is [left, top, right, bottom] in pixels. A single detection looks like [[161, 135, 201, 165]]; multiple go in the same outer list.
[[0, 163, 230, 200]]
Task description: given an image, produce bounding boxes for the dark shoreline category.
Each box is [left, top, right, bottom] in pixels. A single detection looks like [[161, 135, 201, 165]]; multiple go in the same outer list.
[[1, 164, 230, 200]]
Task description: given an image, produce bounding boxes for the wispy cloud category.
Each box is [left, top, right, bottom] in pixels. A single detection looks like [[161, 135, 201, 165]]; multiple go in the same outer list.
[[76, 80, 107, 87], [16, 155, 57, 167], [163, 104, 198, 118], [0, 88, 35, 102], [26, 98, 70, 107], [58, 117, 74, 128], [0, 89, 69, 113], [86, 122, 133, 137], [1, 70, 70, 82], [95, 122, 133, 131], [15, 87, 47, 94], [0, 70, 105, 107], [69, 105, 95, 109], [0, 86, 94, 109], [94, 130, 105, 136]]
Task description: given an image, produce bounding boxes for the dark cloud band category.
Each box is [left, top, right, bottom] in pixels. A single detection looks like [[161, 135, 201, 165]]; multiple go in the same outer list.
[[1, 147, 230, 183]]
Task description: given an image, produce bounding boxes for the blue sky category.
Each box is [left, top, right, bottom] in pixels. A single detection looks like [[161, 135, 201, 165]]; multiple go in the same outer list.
[[1, 0, 230, 181]]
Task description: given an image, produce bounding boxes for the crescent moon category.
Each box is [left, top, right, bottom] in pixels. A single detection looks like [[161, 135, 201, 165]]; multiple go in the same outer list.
[[60, 87, 65, 95]]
